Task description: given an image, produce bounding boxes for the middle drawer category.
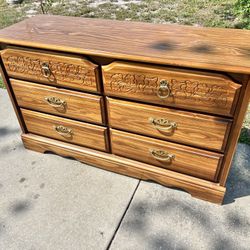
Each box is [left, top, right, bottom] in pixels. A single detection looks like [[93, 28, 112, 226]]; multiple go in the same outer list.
[[107, 98, 231, 151], [11, 79, 104, 124], [21, 109, 109, 152]]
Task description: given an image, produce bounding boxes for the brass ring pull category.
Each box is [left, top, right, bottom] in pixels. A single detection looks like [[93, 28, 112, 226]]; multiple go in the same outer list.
[[54, 125, 73, 138], [41, 62, 51, 78], [149, 117, 177, 133], [44, 96, 66, 108], [150, 149, 175, 163], [157, 80, 172, 99]]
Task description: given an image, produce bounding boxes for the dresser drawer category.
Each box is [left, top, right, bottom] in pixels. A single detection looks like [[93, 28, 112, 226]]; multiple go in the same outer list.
[[107, 98, 231, 151], [1, 48, 100, 92], [21, 109, 108, 152], [111, 129, 223, 181], [103, 62, 241, 116], [11, 79, 104, 124]]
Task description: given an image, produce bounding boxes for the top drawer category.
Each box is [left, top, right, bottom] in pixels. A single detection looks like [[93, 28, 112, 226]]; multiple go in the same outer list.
[[102, 62, 241, 116], [1, 48, 100, 92]]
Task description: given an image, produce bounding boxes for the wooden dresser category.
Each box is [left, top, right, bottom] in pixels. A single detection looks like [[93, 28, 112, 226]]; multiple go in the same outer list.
[[1, 15, 250, 204]]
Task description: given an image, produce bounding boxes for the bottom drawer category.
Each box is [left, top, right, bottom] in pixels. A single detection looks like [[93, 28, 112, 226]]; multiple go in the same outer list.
[[21, 109, 109, 152], [110, 129, 223, 181]]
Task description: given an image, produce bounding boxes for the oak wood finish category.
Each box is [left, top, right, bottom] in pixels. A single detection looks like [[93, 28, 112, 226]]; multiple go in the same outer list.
[[107, 98, 231, 151], [0, 15, 250, 74], [11, 79, 104, 124], [110, 129, 223, 181], [21, 133, 226, 204], [0, 59, 26, 133], [21, 109, 108, 152], [219, 76, 250, 185], [1, 15, 250, 204], [1, 48, 100, 92], [103, 61, 241, 116]]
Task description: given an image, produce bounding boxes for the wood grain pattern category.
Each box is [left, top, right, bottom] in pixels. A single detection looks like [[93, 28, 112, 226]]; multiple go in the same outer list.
[[110, 129, 223, 181], [218, 76, 250, 185], [21, 109, 108, 151], [1, 48, 100, 92], [0, 15, 250, 74], [11, 79, 104, 124], [103, 61, 241, 116], [21, 133, 226, 204], [107, 98, 231, 151], [0, 59, 27, 133]]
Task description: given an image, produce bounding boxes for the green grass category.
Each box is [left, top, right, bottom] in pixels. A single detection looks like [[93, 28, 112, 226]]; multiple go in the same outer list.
[[0, 77, 4, 88], [0, 0, 247, 29], [0, 0, 249, 144]]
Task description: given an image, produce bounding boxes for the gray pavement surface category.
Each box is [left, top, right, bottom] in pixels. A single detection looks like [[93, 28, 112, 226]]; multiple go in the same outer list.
[[0, 88, 250, 250]]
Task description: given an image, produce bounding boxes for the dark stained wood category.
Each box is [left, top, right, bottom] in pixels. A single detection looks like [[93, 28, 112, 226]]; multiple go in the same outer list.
[[110, 129, 223, 181], [11, 79, 104, 124], [1, 48, 101, 92], [103, 61, 242, 116], [0, 15, 250, 74], [21, 109, 109, 152], [107, 98, 232, 151], [21, 133, 226, 204]]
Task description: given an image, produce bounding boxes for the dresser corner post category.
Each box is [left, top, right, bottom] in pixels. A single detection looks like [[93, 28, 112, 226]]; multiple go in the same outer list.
[[218, 76, 250, 187], [0, 55, 27, 134]]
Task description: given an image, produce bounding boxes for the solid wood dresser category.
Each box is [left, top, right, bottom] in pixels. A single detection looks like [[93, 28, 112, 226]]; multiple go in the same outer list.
[[0, 15, 250, 204]]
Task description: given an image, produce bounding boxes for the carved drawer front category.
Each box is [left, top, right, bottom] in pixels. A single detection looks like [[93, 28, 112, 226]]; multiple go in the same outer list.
[[21, 109, 108, 152], [107, 98, 231, 151], [11, 79, 104, 124], [111, 129, 223, 181], [102, 62, 241, 116], [1, 48, 100, 92]]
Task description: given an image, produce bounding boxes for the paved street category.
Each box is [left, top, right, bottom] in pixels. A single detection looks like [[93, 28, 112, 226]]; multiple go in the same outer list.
[[0, 89, 249, 250]]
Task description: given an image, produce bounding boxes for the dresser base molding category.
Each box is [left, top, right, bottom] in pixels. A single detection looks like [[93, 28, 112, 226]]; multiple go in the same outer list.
[[21, 133, 226, 204]]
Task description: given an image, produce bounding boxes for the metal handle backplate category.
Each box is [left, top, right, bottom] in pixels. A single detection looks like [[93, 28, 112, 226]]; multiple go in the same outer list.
[[45, 96, 66, 108], [149, 117, 177, 133], [157, 80, 172, 99], [54, 125, 73, 138], [150, 149, 175, 163], [41, 62, 51, 78]]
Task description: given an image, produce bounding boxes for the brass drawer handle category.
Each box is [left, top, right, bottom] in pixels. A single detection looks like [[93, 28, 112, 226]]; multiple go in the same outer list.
[[157, 80, 172, 99], [45, 96, 66, 108], [54, 125, 73, 138], [41, 62, 51, 78], [150, 149, 175, 163], [149, 117, 177, 133]]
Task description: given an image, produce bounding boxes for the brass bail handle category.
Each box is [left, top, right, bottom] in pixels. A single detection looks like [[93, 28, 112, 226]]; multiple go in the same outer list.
[[157, 80, 172, 99], [150, 149, 175, 163], [44, 96, 66, 108], [149, 117, 177, 133], [54, 125, 73, 138], [41, 62, 51, 78]]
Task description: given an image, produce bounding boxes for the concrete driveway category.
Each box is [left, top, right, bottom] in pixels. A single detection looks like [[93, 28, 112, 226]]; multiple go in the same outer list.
[[0, 89, 249, 250]]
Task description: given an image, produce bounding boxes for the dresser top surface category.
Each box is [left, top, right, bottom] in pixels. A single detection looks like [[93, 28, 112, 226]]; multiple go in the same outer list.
[[0, 15, 250, 74]]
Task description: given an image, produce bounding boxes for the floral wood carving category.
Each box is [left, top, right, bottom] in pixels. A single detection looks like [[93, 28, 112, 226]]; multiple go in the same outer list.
[[4, 55, 95, 86], [107, 73, 229, 107]]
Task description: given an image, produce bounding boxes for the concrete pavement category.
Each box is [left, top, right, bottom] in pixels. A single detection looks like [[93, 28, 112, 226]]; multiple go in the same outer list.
[[0, 89, 249, 250]]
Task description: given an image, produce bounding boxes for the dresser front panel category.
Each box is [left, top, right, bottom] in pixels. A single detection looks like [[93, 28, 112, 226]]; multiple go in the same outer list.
[[2, 48, 100, 92], [21, 109, 108, 152], [107, 98, 231, 151], [11, 79, 104, 124], [110, 129, 223, 181], [103, 61, 241, 116]]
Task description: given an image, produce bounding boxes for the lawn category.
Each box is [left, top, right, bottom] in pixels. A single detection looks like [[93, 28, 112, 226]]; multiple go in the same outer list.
[[0, 0, 249, 143], [0, 0, 247, 29]]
